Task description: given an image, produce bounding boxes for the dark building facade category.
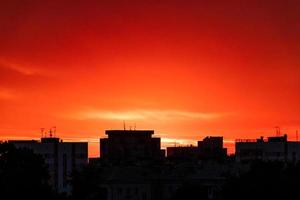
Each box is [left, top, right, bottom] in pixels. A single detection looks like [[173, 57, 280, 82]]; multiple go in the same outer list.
[[98, 164, 227, 200], [100, 130, 164, 161], [166, 146, 199, 159]]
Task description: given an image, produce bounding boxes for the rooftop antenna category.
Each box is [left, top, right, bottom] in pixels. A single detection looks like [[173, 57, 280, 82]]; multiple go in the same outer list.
[[123, 121, 126, 130], [49, 128, 53, 138], [40, 128, 45, 138], [52, 126, 56, 137], [275, 126, 281, 137]]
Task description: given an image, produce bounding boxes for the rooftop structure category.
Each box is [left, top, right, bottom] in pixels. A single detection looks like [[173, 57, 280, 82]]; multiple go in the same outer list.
[[166, 136, 227, 161], [100, 130, 164, 161], [198, 136, 227, 160]]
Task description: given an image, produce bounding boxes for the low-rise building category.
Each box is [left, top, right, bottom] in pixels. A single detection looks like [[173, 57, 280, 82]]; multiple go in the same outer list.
[[166, 136, 227, 161], [166, 146, 199, 160], [236, 134, 300, 162]]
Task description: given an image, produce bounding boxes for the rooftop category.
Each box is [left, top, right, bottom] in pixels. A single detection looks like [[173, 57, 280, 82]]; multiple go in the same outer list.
[[105, 130, 154, 135]]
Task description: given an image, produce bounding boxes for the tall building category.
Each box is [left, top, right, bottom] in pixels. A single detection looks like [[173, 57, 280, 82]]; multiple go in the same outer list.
[[236, 134, 300, 162], [9, 137, 88, 194], [100, 130, 164, 161]]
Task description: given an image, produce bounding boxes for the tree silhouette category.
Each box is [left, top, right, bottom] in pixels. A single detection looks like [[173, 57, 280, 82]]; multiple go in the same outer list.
[[0, 142, 57, 200]]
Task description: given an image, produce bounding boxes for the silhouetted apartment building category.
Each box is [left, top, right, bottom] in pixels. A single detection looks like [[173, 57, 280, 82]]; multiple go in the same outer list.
[[166, 146, 199, 160], [9, 137, 88, 194], [236, 134, 300, 162], [198, 136, 227, 160], [100, 130, 164, 161]]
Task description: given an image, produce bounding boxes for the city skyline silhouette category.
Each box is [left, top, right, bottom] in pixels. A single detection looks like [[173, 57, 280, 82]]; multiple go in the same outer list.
[[0, 1, 299, 199]]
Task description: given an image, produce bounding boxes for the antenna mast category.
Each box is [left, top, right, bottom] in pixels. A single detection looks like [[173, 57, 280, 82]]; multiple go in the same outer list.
[[53, 126, 56, 137], [49, 128, 53, 138], [41, 128, 45, 138], [275, 126, 281, 137]]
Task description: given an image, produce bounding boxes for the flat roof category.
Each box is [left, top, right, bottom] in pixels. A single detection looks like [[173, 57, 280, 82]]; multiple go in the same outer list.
[[105, 130, 154, 135], [8, 140, 39, 143]]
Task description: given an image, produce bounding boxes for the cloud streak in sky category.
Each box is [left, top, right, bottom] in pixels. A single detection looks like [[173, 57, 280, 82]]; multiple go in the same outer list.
[[0, 58, 38, 76], [73, 110, 226, 121]]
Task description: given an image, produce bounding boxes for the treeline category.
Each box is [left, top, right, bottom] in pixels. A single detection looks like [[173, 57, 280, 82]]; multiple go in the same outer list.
[[0, 142, 63, 200], [0, 142, 104, 200]]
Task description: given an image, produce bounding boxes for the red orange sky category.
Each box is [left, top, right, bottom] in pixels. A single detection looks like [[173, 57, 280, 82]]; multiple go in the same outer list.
[[0, 0, 299, 157]]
